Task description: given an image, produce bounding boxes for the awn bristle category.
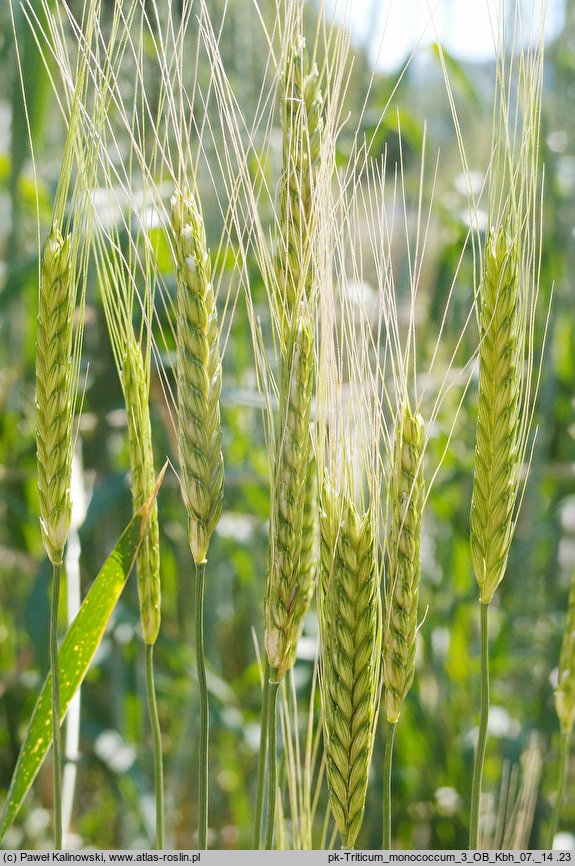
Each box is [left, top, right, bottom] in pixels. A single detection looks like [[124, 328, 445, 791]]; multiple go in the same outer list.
[[172, 188, 224, 566], [319, 481, 380, 850], [383, 402, 425, 725], [470, 227, 521, 605], [555, 572, 575, 735], [264, 315, 314, 681], [122, 332, 161, 644], [36, 224, 74, 567]]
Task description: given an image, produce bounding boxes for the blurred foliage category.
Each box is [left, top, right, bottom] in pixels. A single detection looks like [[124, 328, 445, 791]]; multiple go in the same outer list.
[[0, 0, 574, 851]]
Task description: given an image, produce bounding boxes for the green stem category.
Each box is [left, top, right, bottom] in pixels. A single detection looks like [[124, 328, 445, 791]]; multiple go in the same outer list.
[[383, 720, 397, 849], [145, 644, 165, 849], [264, 675, 280, 850], [469, 601, 490, 849], [547, 729, 572, 848], [195, 562, 208, 850], [50, 560, 63, 850], [253, 658, 270, 849]]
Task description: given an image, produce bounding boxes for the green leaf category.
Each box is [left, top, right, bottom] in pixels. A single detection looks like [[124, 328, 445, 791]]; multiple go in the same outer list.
[[0, 501, 154, 841]]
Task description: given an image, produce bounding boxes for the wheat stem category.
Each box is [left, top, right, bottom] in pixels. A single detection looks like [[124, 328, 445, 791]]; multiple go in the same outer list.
[[382, 721, 396, 849], [547, 730, 571, 848], [50, 560, 63, 850], [145, 644, 165, 849], [253, 659, 270, 849], [469, 602, 490, 849], [194, 561, 209, 849], [264, 675, 280, 850]]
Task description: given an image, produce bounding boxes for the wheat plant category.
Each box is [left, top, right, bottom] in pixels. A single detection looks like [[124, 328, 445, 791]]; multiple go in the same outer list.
[[468, 9, 545, 846], [171, 185, 225, 848], [25, 0, 112, 844], [95, 223, 165, 845]]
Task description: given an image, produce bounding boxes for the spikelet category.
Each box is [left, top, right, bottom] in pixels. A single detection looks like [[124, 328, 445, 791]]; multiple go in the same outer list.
[[285, 451, 319, 669], [555, 573, 575, 735], [35, 224, 74, 567], [264, 315, 314, 680], [172, 188, 224, 566], [122, 332, 161, 644], [277, 34, 323, 337], [470, 227, 521, 605], [383, 402, 425, 725], [319, 482, 380, 849]]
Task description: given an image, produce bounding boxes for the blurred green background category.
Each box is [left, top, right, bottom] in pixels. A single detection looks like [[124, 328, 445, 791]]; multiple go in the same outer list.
[[0, 0, 574, 850]]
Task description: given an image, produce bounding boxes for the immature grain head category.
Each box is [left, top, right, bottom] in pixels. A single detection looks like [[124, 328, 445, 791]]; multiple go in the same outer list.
[[172, 187, 224, 566], [555, 573, 575, 735], [383, 401, 425, 725], [36, 223, 74, 567], [468, 20, 545, 606], [264, 314, 314, 680], [269, 33, 324, 673], [319, 481, 380, 849], [122, 332, 161, 644], [470, 227, 521, 605], [277, 35, 323, 336]]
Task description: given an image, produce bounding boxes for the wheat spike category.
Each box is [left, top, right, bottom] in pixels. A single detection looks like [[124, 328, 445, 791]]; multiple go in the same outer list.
[[470, 227, 521, 605], [319, 482, 380, 850], [172, 188, 224, 566], [555, 573, 575, 735], [122, 332, 161, 644], [383, 402, 425, 725], [35, 224, 74, 567], [264, 315, 314, 681], [277, 35, 323, 335], [271, 34, 323, 673]]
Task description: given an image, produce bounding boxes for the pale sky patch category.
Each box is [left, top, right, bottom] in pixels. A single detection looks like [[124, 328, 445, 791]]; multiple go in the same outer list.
[[324, 0, 564, 71]]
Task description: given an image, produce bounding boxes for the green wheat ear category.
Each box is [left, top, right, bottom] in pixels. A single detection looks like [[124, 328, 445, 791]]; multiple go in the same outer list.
[[172, 187, 224, 566], [36, 223, 74, 567], [470, 226, 521, 605], [264, 315, 314, 681], [383, 402, 425, 725], [319, 482, 381, 850], [556, 574, 575, 735], [122, 332, 161, 645], [267, 34, 323, 675]]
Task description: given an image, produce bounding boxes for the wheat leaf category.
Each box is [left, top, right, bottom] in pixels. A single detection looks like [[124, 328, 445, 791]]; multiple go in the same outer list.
[[0, 492, 158, 841]]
